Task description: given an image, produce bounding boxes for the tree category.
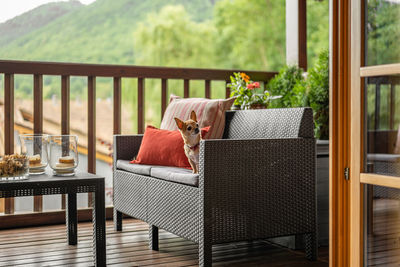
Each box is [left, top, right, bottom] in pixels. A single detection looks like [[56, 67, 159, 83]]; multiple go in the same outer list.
[[213, 0, 286, 71]]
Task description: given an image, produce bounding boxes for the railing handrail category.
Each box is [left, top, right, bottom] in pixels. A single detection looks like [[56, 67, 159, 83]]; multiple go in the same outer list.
[[0, 60, 277, 81]]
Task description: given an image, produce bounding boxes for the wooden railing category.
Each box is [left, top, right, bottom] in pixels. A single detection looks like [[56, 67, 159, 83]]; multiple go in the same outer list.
[[0, 59, 277, 227]]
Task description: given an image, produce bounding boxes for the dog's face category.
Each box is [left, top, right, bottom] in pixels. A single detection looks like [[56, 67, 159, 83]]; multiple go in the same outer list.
[[174, 111, 200, 137]]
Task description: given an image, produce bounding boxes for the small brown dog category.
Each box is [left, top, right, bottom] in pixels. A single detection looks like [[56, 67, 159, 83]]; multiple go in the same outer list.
[[175, 111, 202, 174]]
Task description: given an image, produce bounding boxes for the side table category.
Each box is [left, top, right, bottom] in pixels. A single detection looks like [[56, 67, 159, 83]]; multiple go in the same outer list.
[[0, 172, 106, 267]]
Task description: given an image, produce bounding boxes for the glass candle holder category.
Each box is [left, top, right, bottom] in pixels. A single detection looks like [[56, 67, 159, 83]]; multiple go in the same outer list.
[[49, 135, 79, 176], [19, 134, 49, 175]]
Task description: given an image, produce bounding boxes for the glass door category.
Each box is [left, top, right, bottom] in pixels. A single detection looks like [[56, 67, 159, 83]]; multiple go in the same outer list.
[[350, 0, 400, 266]]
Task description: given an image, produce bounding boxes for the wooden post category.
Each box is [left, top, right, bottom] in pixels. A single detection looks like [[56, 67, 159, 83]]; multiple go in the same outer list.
[[88, 76, 96, 207], [161, 79, 167, 118], [205, 80, 211, 99], [137, 78, 145, 134], [4, 74, 14, 214], [33, 74, 43, 212], [286, 0, 307, 70], [61, 75, 70, 210], [113, 77, 122, 135], [184, 79, 189, 98]]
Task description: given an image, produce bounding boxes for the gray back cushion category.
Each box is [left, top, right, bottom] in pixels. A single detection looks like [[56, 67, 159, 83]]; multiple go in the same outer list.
[[222, 108, 314, 139]]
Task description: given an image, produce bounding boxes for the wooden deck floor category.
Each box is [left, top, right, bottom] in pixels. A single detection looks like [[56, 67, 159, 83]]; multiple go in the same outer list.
[[0, 219, 328, 266]]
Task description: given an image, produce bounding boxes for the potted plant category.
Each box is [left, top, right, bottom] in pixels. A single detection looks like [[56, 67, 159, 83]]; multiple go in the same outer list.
[[228, 72, 281, 110]]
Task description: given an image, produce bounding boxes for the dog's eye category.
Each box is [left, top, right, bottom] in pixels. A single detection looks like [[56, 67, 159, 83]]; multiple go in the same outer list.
[[187, 126, 192, 131], [196, 124, 199, 127]]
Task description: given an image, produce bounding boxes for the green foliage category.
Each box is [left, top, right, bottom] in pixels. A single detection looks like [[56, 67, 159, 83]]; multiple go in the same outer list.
[[304, 49, 329, 140], [367, 0, 400, 65], [0, 1, 83, 47], [213, 0, 286, 71], [307, 0, 329, 67], [133, 5, 217, 68], [267, 65, 305, 108]]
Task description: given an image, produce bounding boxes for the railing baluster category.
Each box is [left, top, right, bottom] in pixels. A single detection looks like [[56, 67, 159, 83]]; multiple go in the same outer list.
[[4, 74, 15, 214], [137, 78, 145, 134], [161, 79, 167, 118], [113, 77, 121, 135], [184, 79, 189, 98], [389, 83, 395, 130], [61, 75, 70, 210], [225, 81, 230, 99], [33, 74, 43, 212], [205, 80, 211, 99], [374, 83, 381, 130], [88, 76, 96, 207]]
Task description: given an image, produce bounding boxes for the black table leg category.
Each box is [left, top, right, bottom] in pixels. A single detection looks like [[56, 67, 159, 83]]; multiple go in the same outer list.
[[66, 193, 77, 245], [93, 180, 106, 266]]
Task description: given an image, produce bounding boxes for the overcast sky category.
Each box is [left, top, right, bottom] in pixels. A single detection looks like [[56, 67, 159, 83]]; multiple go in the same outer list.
[[0, 0, 96, 23]]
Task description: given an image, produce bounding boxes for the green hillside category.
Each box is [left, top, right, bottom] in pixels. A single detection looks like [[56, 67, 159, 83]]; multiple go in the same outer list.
[[0, 0, 215, 64], [0, 0, 83, 47]]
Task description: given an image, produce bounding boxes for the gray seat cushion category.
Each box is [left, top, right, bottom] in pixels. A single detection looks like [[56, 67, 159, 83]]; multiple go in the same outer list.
[[116, 160, 199, 187], [116, 160, 153, 176], [150, 166, 199, 187]]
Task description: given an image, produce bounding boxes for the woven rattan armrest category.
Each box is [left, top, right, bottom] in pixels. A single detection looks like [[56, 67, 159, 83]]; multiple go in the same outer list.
[[113, 135, 143, 168], [199, 137, 315, 189]]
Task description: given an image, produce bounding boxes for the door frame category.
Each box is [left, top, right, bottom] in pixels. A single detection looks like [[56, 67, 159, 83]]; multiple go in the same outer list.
[[331, 0, 400, 265]]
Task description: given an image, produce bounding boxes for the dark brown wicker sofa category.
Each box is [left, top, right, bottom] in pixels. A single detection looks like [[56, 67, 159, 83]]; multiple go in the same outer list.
[[113, 108, 317, 266]]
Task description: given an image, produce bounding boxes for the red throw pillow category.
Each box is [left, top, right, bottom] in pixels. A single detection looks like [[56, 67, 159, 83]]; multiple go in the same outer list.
[[130, 126, 210, 169]]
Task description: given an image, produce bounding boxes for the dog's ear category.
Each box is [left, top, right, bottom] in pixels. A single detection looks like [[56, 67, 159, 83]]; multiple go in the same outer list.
[[190, 110, 197, 122], [174, 117, 184, 130]]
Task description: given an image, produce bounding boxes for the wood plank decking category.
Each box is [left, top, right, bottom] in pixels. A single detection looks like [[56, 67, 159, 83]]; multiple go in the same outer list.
[[0, 219, 328, 266]]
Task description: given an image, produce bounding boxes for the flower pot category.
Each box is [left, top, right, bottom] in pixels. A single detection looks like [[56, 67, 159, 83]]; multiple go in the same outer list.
[[231, 105, 241, 110], [250, 103, 267, 109]]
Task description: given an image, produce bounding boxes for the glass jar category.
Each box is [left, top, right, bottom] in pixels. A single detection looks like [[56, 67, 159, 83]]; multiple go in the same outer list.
[[49, 135, 79, 176], [19, 134, 49, 175]]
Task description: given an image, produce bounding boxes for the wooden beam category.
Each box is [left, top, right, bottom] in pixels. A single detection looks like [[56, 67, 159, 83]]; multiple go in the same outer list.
[[0, 207, 114, 229], [88, 76, 96, 174], [184, 79, 189, 98], [88, 76, 96, 207], [360, 63, 400, 77], [298, 0, 307, 70], [225, 81, 230, 99], [161, 79, 167, 118], [113, 77, 121, 135], [61, 76, 70, 135], [4, 74, 14, 215], [205, 80, 211, 99], [137, 78, 145, 134], [285, 0, 307, 69], [33, 74, 43, 213], [61, 75, 70, 210], [0, 60, 277, 81]]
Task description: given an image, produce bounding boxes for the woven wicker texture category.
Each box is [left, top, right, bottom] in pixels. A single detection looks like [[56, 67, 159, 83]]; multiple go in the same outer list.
[[113, 108, 317, 266], [223, 108, 314, 139], [147, 177, 200, 242], [200, 138, 316, 243], [113, 170, 148, 221], [113, 135, 143, 168]]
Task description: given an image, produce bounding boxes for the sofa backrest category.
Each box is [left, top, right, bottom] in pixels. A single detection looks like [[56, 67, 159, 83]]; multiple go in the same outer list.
[[222, 108, 314, 139]]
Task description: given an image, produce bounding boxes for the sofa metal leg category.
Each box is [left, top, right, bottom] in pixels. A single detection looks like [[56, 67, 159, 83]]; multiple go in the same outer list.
[[114, 208, 123, 231], [149, 225, 159, 251], [199, 240, 212, 267], [305, 232, 318, 261]]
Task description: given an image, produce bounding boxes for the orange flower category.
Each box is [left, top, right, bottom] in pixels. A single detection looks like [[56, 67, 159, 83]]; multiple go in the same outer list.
[[240, 72, 250, 83]]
